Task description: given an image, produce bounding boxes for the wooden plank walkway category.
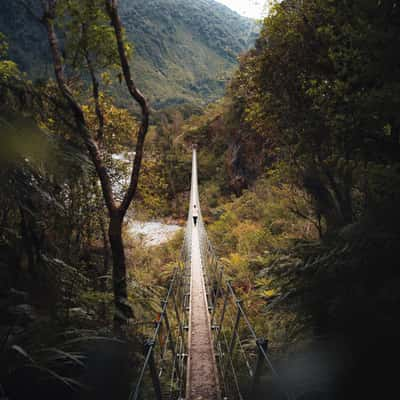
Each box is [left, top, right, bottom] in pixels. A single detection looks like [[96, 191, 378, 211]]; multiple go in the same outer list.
[[186, 149, 219, 400]]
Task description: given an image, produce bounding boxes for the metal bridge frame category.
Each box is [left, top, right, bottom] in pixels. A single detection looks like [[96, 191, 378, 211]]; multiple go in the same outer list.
[[129, 148, 293, 400]]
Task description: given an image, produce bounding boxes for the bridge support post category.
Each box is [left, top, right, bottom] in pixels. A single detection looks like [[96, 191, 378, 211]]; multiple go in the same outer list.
[[250, 338, 269, 396], [145, 339, 163, 400]]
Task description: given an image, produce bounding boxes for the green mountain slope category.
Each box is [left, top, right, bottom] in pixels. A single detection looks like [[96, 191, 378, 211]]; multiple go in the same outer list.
[[0, 0, 257, 109]]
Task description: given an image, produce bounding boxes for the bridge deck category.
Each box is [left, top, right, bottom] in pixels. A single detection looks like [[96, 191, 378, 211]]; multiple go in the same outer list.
[[186, 149, 219, 400], [187, 226, 219, 399]]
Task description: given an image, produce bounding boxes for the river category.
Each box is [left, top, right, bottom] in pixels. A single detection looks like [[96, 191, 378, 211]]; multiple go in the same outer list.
[[128, 221, 181, 246], [114, 152, 182, 247]]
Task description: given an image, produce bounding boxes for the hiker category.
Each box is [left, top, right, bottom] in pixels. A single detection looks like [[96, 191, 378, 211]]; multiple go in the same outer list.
[[193, 204, 198, 226]]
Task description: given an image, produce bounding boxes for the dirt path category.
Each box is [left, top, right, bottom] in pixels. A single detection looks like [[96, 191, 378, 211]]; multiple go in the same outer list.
[[187, 224, 219, 400]]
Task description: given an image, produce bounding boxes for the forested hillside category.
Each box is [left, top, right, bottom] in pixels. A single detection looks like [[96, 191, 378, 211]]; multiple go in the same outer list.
[[1, 0, 400, 399], [174, 1, 400, 398], [0, 0, 257, 109]]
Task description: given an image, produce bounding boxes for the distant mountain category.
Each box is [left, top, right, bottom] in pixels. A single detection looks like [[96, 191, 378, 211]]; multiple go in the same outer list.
[[0, 0, 258, 110]]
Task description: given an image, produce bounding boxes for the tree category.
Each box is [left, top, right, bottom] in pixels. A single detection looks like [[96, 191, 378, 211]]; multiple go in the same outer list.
[[35, 0, 150, 333], [239, 0, 400, 232]]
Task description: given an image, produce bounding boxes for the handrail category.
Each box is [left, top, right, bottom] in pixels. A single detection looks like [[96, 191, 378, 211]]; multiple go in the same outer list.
[[201, 236, 295, 400], [193, 171, 294, 399], [128, 147, 293, 400], [129, 264, 190, 400]]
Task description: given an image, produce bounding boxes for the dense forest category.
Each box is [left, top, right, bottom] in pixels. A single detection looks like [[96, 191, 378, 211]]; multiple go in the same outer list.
[[1, 0, 400, 400], [0, 0, 257, 110]]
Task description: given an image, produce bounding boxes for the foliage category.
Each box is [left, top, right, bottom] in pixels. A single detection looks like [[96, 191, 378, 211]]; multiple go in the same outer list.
[[237, 0, 400, 232], [0, 31, 153, 399], [57, 0, 122, 71], [0, 33, 19, 80], [171, 2, 400, 396], [2, 0, 400, 398], [0, 97, 177, 400], [152, 111, 193, 217]]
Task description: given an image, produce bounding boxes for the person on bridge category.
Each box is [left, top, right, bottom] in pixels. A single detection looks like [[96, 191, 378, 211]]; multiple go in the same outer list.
[[193, 204, 198, 226]]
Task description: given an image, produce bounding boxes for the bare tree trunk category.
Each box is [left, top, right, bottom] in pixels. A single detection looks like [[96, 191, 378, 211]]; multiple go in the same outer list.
[[105, 0, 150, 333], [99, 216, 110, 320], [84, 48, 105, 141], [40, 1, 137, 334], [40, 0, 150, 334], [105, 0, 150, 215], [109, 214, 133, 329]]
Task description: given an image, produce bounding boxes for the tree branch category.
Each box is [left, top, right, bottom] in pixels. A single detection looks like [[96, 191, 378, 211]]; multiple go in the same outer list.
[[40, 1, 116, 214], [105, 0, 150, 216], [84, 49, 105, 142]]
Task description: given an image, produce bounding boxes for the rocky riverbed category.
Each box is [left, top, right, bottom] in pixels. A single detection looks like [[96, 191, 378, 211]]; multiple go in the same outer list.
[[128, 221, 181, 246]]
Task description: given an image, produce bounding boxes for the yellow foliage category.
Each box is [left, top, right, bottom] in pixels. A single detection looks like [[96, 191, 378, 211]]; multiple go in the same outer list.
[[232, 221, 265, 256], [262, 289, 277, 298]]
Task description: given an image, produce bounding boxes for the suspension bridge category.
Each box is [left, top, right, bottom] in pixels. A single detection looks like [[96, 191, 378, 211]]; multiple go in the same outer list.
[[130, 148, 293, 400]]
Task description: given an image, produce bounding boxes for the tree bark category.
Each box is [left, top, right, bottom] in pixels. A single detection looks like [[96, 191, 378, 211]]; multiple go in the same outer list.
[[41, 4, 115, 213], [84, 37, 105, 142], [99, 216, 110, 320], [40, 1, 140, 333], [109, 213, 133, 330], [41, 0, 150, 334], [105, 0, 150, 216]]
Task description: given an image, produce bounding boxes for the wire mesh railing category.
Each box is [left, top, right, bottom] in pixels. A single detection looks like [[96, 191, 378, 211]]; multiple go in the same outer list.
[[130, 147, 293, 400], [129, 264, 190, 400], [190, 147, 293, 400], [129, 150, 199, 400], [199, 229, 294, 400]]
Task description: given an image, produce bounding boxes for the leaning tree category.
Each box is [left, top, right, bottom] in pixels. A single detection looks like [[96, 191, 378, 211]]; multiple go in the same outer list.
[[34, 0, 150, 333]]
